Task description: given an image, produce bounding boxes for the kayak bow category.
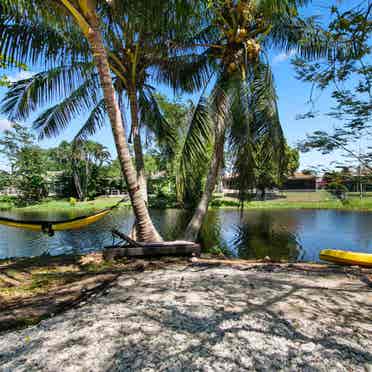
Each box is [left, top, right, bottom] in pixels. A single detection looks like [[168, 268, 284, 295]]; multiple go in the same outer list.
[[320, 249, 372, 267]]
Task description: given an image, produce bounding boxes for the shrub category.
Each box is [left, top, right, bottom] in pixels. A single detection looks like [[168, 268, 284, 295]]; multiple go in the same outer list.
[[211, 198, 240, 208], [326, 182, 348, 201]]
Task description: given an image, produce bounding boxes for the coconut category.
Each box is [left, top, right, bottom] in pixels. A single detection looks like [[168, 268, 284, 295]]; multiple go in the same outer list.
[[237, 27, 248, 39], [227, 62, 237, 73], [245, 39, 261, 60]]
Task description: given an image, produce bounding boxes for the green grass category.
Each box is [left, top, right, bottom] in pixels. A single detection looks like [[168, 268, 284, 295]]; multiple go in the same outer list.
[[0, 202, 13, 210], [243, 197, 372, 211], [4, 192, 372, 213], [4, 197, 130, 214], [211, 191, 372, 211], [0, 196, 17, 211]]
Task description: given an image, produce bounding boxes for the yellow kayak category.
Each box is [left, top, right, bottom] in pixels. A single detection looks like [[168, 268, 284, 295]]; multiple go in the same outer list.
[[320, 249, 372, 267]]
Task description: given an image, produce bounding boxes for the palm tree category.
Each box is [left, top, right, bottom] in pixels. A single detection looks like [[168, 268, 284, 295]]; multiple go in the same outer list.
[[74, 140, 111, 199], [177, 0, 330, 241], [0, 0, 201, 209], [0, 0, 190, 241]]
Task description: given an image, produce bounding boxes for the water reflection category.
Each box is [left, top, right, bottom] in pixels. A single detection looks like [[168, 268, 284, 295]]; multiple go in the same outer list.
[[231, 212, 301, 261], [0, 208, 372, 261]]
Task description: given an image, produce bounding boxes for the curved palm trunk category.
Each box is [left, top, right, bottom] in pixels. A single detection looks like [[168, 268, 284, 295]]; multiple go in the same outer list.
[[84, 12, 161, 242], [128, 87, 148, 203], [183, 114, 226, 242]]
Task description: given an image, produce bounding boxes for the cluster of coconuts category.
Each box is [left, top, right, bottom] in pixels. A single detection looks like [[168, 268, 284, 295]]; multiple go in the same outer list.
[[244, 38, 261, 60], [236, 1, 256, 23], [225, 38, 261, 73], [224, 27, 261, 73]]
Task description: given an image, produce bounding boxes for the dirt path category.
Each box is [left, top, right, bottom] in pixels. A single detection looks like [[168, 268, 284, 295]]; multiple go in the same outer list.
[[0, 263, 371, 371]]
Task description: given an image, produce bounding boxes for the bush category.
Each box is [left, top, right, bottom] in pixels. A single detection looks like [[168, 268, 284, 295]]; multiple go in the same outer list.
[[0, 195, 16, 210], [211, 198, 240, 208], [69, 197, 77, 206], [148, 194, 178, 209], [0, 195, 16, 204], [326, 182, 348, 201]]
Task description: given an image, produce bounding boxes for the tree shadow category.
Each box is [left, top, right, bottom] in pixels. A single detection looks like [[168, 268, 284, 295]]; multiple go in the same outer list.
[[0, 266, 371, 371]]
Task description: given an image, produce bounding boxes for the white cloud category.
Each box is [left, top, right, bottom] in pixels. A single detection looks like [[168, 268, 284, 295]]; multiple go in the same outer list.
[[273, 49, 296, 64], [7, 70, 34, 83], [0, 118, 13, 132]]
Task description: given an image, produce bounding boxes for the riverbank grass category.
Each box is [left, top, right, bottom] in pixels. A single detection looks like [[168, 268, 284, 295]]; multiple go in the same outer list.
[[213, 191, 372, 211], [3, 192, 372, 213], [0, 197, 129, 214]]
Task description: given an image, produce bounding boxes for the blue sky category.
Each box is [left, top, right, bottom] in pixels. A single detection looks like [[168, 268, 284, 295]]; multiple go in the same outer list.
[[0, 0, 365, 172]]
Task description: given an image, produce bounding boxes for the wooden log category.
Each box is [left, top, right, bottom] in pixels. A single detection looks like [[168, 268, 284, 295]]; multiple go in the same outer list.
[[103, 241, 200, 260]]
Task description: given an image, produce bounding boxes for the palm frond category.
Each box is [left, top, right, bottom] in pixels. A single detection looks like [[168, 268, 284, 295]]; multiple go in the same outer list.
[[33, 78, 101, 140], [267, 15, 331, 61], [1, 63, 95, 121], [177, 95, 213, 200], [0, 10, 87, 67], [153, 51, 214, 93], [139, 87, 177, 157], [74, 99, 107, 142], [228, 62, 285, 201]]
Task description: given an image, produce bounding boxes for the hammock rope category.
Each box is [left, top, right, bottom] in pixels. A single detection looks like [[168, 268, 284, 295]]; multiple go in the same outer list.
[[0, 197, 127, 236]]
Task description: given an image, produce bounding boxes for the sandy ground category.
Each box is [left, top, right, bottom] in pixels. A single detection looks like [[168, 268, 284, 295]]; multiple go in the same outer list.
[[0, 263, 371, 371]]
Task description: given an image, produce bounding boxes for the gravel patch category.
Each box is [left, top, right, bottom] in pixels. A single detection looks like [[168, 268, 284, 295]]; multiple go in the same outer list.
[[0, 264, 371, 371]]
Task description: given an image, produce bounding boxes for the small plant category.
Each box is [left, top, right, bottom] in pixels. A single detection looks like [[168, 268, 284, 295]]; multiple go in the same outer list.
[[326, 182, 348, 201], [69, 197, 77, 206]]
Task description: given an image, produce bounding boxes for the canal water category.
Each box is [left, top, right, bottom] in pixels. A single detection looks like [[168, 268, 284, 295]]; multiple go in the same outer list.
[[1, 208, 372, 261]]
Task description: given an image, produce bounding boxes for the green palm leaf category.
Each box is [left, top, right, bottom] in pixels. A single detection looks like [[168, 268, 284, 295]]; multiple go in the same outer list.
[[74, 99, 107, 142], [177, 95, 213, 199], [1, 63, 95, 121], [139, 87, 177, 157], [33, 77, 101, 140], [0, 9, 87, 67]]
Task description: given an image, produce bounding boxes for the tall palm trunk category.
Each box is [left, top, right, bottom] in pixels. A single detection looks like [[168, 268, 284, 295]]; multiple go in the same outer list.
[[72, 166, 83, 200], [128, 86, 148, 203], [84, 11, 161, 241], [71, 155, 83, 200], [183, 113, 226, 242]]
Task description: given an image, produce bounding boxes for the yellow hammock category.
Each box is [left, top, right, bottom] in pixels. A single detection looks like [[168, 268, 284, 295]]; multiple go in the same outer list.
[[0, 199, 126, 236]]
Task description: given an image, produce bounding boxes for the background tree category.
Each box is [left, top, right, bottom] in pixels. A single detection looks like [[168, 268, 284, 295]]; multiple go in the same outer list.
[[0, 54, 28, 87], [13, 146, 47, 205], [0, 123, 46, 204], [0, 170, 10, 191], [45, 140, 111, 200], [294, 2, 372, 168], [252, 143, 299, 200]]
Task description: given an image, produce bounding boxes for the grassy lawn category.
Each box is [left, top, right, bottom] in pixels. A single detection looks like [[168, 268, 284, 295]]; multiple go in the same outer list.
[[215, 191, 372, 211], [3, 192, 372, 213], [0, 201, 13, 210], [243, 198, 372, 211], [0, 197, 130, 214]]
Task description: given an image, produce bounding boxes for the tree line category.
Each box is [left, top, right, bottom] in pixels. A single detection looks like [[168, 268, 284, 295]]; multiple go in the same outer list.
[[0, 95, 299, 206]]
